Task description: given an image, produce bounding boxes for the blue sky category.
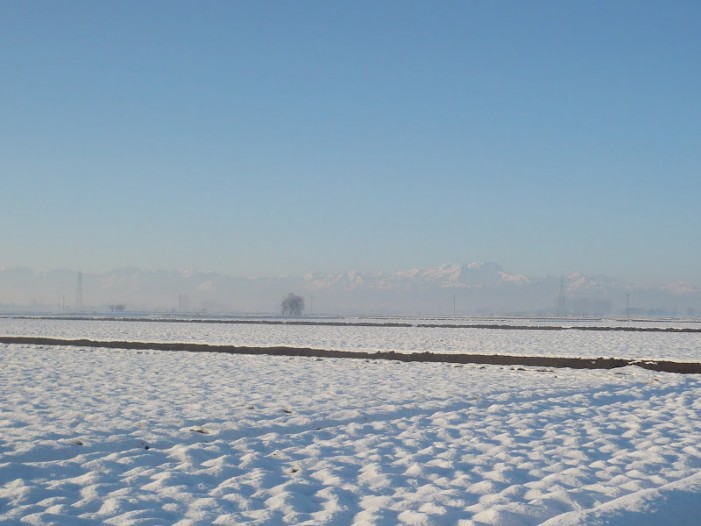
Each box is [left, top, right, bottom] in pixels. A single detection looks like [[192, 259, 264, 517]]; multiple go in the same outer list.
[[2, 1, 700, 284]]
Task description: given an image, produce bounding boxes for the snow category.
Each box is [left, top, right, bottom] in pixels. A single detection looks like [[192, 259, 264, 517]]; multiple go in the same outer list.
[[541, 471, 701, 525], [2, 316, 701, 361], [2, 322, 701, 524]]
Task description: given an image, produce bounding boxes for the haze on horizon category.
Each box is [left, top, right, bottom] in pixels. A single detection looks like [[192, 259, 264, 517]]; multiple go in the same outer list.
[[2, 1, 700, 285]]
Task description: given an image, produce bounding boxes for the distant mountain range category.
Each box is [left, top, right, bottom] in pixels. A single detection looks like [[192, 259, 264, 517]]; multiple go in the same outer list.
[[1, 263, 699, 317]]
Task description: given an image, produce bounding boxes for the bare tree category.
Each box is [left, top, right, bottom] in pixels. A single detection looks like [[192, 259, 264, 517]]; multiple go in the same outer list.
[[281, 293, 304, 316]]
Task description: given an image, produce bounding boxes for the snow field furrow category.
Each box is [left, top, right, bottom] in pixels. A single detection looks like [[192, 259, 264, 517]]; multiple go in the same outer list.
[[3, 316, 701, 361]]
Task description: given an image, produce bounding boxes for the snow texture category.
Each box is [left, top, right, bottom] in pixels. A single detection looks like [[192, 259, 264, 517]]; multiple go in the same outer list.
[[2, 330, 701, 524]]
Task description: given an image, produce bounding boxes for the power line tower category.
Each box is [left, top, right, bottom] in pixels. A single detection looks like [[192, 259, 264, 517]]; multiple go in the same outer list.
[[556, 275, 567, 317], [76, 271, 84, 311]]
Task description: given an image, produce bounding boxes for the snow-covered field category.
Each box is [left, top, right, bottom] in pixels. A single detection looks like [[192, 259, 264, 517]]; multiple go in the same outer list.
[[2, 316, 701, 361], [2, 319, 701, 524]]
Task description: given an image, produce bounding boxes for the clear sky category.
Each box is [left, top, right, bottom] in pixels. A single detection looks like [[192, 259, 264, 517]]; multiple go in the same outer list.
[[2, 1, 700, 284]]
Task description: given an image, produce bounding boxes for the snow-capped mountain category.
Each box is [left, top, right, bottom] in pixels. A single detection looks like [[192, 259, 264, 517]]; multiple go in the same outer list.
[[304, 262, 531, 291], [0, 264, 699, 316]]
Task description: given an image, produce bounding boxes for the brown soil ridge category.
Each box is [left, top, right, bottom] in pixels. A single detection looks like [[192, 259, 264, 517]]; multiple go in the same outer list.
[[3, 315, 701, 333], [2, 336, 701, 374]]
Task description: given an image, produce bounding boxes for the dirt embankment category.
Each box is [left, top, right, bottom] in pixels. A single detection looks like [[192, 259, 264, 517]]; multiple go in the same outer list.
[[2, 336, 701, 374], [4, 315, 701, 333]]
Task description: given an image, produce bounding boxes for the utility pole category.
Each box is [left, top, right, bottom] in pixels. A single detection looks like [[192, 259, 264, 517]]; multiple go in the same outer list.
[[557, 275, 567, 317], [76, 271, 84, 312]]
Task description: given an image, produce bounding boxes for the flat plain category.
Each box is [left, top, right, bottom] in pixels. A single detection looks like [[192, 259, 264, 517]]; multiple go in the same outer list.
[[1, 317, 701, 525]]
